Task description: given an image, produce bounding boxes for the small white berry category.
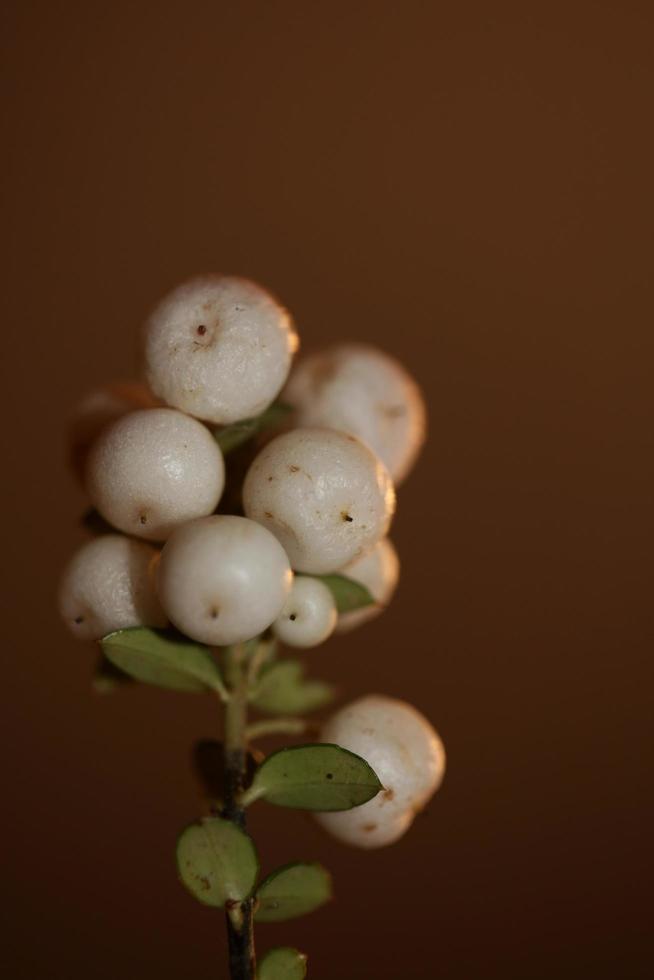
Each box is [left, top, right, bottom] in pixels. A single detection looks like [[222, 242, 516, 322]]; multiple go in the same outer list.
[[285, 343, 426, 483], [242, 428, 395, 574], [142, 275, 299, 425], [314, 695, 445, 848], [58, 535, 167, 641], [157, 515, 292, 646], [85, 408, 224, 541], [336, 538, 400, 633], [68, 381, 158, 482], [272, 576, 337, 648]]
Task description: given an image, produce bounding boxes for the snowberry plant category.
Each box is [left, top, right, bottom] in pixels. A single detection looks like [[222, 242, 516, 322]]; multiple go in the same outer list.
[[60, 275, 446, 980]]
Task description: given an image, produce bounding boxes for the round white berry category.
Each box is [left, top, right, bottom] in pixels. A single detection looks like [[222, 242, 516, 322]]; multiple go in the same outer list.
[[157, 515, 292, 645], [285, 344, 426, 483], [314, 695, 445, 848], [336, 538, 400, 633], [85, 408, 224, 541], [142, 275, 299, 425], [68, 381, 158, 482], [58, 535, 167, 641], [272, 576, 337, 648], [242, 428, 395, 574]]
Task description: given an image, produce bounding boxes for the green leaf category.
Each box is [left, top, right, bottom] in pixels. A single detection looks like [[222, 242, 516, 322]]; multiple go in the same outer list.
[[250, 660, 334, 715], [307, 574, 375, 614], [92, 654, 134, 694], [100, 628, 224, 693], [214, 401, 292, 455], [177, 816, 259, 908], [255, 862, 332, 922], [243, 743, 382, 811], [258, 948, 307, 980]]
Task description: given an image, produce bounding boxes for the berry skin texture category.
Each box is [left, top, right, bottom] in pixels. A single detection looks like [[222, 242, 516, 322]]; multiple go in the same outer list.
[[142, 275, 299, 425], [284, 343, 426, 484], [58, 535, 167, 641], [314, 695, 446, 848], [242, 428, 396, 574], [336, 537, 400, 633], [273, 576, 337, 648], [157, 515, 293, 646], [68, 381, 159, 483], [85, 408, 225, 541]]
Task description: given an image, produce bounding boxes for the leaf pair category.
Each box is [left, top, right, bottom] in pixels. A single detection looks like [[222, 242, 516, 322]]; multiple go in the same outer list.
[[177, 817, 330, 922]]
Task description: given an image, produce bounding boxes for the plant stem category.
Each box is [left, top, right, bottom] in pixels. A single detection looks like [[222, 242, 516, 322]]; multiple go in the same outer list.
[[222, 649, 256, 980]]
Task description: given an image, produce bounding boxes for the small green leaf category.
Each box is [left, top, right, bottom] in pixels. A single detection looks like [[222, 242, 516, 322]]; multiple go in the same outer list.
[[177, 816, 259, 908], [307, 574, 375, 614], [214, 401, 292, 455], [244, 744, 382, 811], [255, 862, 332, 922], [258, 947, 307, 980], [250, 660, 334, 715], [100, 628, 224, 693], [92, 654, 134, 694]]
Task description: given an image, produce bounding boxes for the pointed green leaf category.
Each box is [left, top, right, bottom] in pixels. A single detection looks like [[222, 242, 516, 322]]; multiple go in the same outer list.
[[258, 947, 307, 980], [255, 862, 332, 922], [177, 817, 259, 908], [92, 654, 134, 694], [308, 574, 375, 614], [214, 401, 292, 455], [250, 660, 334, 715], [244, 743, 382, 811], [100, 628, 224, 693]]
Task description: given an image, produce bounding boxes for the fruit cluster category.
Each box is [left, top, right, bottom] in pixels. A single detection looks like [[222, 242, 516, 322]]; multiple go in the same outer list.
[[59, 275, 446, 976]]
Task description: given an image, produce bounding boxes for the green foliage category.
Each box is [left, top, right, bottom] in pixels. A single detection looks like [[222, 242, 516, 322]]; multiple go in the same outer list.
[[306, 573, 375, 614], [243, 743, 382, 811], [258, 947, 307, 980], [177, 817, 259, 908], [92, 653, 133, 694], [250, 660, 334, 715], [214, 401, 293, 455], [100, 628, 224, 693], [255, 862, 332, 922]]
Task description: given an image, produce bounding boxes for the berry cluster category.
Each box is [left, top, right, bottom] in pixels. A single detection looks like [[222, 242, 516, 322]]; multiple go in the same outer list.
[[59, 275, 446, 977]]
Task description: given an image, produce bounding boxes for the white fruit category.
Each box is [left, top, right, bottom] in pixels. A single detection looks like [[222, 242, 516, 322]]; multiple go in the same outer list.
[[157, 515, 292, 645], [68, 381, 158, 482], [315, 695, 445, 848], [242, 428, 395, 574], [142, 275, 299, 425], [273, 576, 337, 648], [284, 343, 426, 483], [58, 535, 167, 641], [336, 538, 400, 632], [85, 408, 224, 541]]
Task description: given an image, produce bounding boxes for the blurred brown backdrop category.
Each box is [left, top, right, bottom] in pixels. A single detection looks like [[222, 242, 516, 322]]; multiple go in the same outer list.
[[1, 2, 652, 978]]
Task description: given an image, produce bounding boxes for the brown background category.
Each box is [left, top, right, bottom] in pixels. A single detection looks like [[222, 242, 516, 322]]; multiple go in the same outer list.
[[1, 2, 652, 978]]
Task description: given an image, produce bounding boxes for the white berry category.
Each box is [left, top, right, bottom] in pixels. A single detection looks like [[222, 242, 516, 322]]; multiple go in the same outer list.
[[157, 515, 292, 645], [336, 538, 400, 633], [68, 381, 158, 482], [242, 428, 395, 574], [273, 576, 337, 648], [285, 344, 426, 483], [85, 408, 224, 541], [142, 275, 299, 424], [314, 695, 445, 848], [58, 535, 167, 641]]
